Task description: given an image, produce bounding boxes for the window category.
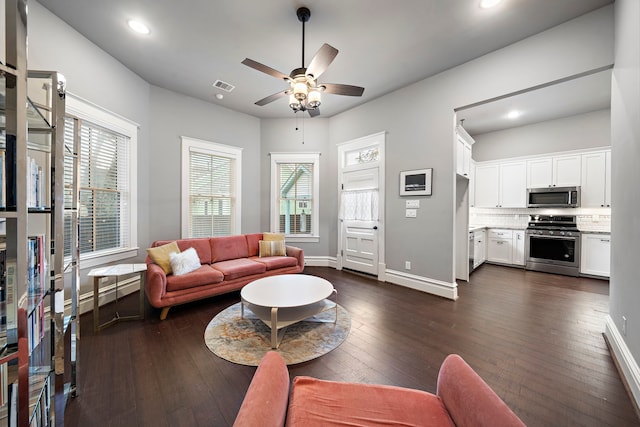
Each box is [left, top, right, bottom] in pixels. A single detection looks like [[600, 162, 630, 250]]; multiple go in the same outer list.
[[64, 95, 138, 267], [181, 137, 242, 237], [270, 153, 320, 242]]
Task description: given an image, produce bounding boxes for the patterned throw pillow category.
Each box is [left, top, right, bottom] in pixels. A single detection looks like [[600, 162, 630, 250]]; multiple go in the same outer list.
[[147, 241, 180, 274], [169, 247, 201, 276], [259, 240, 286, 257], [262, 232, 285, 242]]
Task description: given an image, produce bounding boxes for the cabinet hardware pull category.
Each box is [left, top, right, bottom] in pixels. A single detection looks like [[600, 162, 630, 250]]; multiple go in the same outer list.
[[601, 239, 610, 242]]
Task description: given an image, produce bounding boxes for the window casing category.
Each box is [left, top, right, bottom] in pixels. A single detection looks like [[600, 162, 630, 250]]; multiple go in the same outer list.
[[64, 95, 138, 268], [270, 153, 320, 242], [181, 137, 242, 238]]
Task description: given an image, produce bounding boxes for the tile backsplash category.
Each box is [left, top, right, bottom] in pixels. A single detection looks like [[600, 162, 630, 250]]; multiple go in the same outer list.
[[470, 207, 611, 232]]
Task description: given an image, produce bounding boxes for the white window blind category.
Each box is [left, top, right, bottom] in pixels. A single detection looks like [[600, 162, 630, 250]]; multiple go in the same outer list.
[[181, 137, 242, 238], [277, 162, 313, 234], [64, 117, 131, 256], [270, 152, 319, 242]]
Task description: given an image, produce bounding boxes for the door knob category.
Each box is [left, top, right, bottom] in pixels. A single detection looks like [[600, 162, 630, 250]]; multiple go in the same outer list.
[[373, 226, 378, 230]]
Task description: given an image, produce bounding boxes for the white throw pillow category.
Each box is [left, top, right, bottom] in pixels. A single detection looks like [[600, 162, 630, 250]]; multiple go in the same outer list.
[[169, 247, 201, 276]]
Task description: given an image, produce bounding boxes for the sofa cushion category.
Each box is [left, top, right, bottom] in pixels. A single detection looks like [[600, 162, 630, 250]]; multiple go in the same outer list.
[[286, 377, 455, 427], [251, 256, 298, 271], [165, 265, 224, 292], [169, 247, 201, 276], [245, 233, 263, 257], [259, 240, 286, 257], [211, 235, 250, 262], [211, 258, 266, 280], [147, 241, 180, 274], [153, 238, 212, 265]]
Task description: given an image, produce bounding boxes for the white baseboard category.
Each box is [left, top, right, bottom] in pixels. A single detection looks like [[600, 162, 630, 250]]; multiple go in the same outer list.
[[385, 269, 459, 300], [604, 315, 640, 409], [304, 256, 338, 269]]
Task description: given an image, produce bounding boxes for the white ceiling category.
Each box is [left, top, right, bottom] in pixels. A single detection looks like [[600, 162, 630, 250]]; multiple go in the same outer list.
[[37, 0, 613, 120], [457, 68, 612, 135]]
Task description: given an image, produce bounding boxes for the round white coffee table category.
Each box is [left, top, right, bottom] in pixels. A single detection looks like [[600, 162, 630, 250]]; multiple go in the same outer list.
[[241, 274, 337, 349]]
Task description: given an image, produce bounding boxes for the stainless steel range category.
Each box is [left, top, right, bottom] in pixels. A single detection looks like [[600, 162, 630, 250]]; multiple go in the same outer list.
[[525, 215, 581, 276]]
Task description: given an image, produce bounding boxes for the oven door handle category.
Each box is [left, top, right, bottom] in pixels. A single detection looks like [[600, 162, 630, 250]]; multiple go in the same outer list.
[[526, 234, 579, 242]]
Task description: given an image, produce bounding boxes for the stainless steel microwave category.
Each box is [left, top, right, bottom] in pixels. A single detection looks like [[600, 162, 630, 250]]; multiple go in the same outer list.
[[526, 186, 580, 208]]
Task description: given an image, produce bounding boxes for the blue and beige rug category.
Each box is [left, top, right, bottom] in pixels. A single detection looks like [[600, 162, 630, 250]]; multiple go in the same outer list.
[[204, 302, 351, 366]]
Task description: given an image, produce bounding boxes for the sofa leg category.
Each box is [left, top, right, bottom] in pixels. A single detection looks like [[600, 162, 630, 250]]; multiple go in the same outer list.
[[160, 307, 170, 320]]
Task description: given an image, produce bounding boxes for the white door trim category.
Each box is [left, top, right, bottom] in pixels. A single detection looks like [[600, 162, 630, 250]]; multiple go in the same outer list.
[[337, 131, 386, 280]]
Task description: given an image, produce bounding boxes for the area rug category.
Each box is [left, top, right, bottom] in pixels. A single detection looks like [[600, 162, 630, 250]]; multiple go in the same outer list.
[[204, 302, 351, 366]]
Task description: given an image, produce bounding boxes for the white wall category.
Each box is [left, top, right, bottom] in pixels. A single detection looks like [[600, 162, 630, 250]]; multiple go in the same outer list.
[[472, 109, 611, 162], [606, 0, 640, 408], [328, 6, 614, 287]]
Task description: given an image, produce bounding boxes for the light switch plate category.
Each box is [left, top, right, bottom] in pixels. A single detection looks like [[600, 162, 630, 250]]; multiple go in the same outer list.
[[405, 199, 420, 208], [405, 209, 417, 218]]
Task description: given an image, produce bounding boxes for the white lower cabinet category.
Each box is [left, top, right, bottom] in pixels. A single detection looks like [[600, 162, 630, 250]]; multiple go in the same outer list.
[[580, 233, 611, 277], [473, 229, 486, 269], [512, 230, 525, 266], [487, 229, 513, 264]]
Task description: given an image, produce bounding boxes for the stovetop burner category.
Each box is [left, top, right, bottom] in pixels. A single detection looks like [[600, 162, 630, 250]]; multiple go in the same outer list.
[[527, 215, 579, 231]]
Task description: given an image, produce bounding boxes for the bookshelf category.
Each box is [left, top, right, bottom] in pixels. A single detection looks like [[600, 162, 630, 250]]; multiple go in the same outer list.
[[2, 1, 75, 425]]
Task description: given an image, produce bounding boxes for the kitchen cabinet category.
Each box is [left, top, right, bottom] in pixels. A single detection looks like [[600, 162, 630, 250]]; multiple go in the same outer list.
[[527, 154, 581, 188], [456, 127, 473, 178], [487, 229, 513, 264], [580, 233, 611, 277], [581, 150, 611, 207], [474, 162, 526, 208], [473, 229, 486, 269], [512, 230, 525, 266], [499, 161, 527, 207], [469, 161, 476, 207], [474, 164, 499, 207]]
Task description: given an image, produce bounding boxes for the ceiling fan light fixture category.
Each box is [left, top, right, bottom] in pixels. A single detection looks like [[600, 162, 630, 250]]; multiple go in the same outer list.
[[293, 82, 308, 101], [289, 94, 302, 111], [307, 89, 321, 109]]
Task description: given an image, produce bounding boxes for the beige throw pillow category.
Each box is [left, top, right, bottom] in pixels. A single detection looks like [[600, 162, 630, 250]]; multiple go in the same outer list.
[[147, 241, 180, 274], [259, 240, 286, 257], [263, 232, 285, 242]]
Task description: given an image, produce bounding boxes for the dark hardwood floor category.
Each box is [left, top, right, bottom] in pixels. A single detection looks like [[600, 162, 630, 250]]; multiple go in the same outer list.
[[64, 265, 640, 426]]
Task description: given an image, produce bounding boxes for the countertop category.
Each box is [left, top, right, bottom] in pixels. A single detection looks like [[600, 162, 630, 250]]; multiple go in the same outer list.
[[469, 225, 611, 234]]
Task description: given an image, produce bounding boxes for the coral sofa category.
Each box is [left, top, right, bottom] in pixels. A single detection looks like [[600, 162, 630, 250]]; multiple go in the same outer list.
[[233, 351, 526, 427], [145, 234, 304, 319]]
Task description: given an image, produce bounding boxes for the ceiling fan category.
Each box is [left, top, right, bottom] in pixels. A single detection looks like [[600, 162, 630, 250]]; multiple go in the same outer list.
[[242, 6, 365, 117]]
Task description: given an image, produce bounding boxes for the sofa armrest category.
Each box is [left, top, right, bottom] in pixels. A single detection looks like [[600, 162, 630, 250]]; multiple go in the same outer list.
[[144, 262, 168, 308], [437, 354, 526, 427], [233, 351, 290, 427], [286, 245, 304, 268]]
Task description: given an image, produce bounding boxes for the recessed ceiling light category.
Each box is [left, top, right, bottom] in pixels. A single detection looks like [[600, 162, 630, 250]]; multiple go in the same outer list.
[[128, 20, 150, 35], [507, 110, 521, 119], [480, 0, 503, 9]]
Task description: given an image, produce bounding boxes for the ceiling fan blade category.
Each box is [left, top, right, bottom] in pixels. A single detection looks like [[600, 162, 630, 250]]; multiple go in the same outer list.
[[321, 83, 365, 97], [306, 44, 339, 79], [255, 90, 289, 106], [242, 58, 290, 81], [308, 108, 321, 117]]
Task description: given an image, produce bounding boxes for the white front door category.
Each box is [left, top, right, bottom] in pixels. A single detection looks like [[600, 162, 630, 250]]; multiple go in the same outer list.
[[341, 168, 379, 275]]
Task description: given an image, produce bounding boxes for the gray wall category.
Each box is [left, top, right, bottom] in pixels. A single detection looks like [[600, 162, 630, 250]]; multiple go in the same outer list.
[[472, 109, 611, 162], [259, 118, 334, 257], [328, 6, 614, 284], [609, 0, 640, 394], [147, 86, 261, 245]]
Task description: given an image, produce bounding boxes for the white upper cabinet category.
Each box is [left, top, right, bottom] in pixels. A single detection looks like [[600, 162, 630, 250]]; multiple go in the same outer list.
[[499, 161, 527, 208], [474, 161, 526, 208], [581, 150, 611, 207], [456, 126, 473, 178], [474, 164, 499, 207], [526, 154, 581, 188]]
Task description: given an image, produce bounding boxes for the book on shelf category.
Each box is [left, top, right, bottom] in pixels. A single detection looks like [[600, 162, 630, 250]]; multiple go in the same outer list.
[[0, 247, 6, 353], [0, 150, 5, 208]]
